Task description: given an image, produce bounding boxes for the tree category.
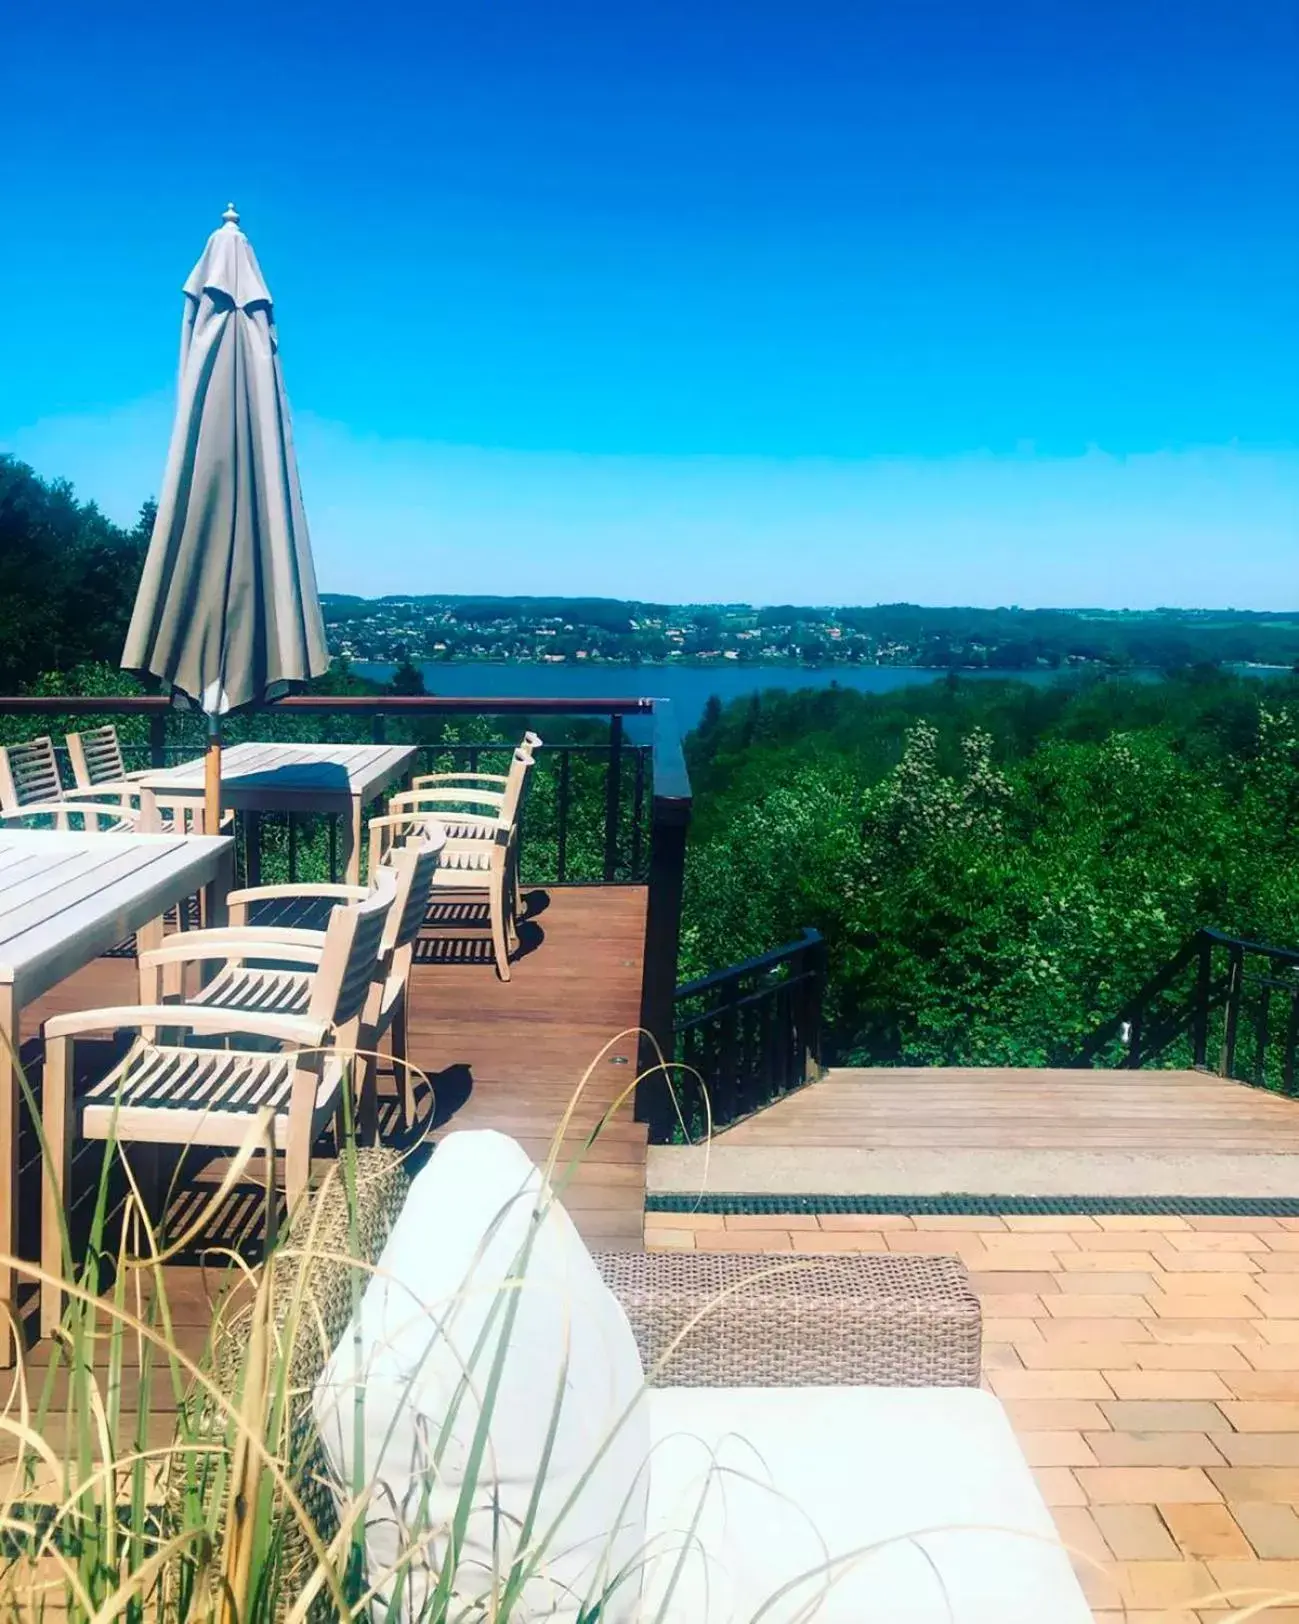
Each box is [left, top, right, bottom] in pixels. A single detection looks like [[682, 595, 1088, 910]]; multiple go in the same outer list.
[[388, 657, 427, 696], [0, 455, 147, 689]]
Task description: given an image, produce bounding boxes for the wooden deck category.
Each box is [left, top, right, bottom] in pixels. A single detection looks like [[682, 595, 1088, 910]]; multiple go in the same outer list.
[[16, 884, 650, 1286], [719, 1067, 1299, 1154]]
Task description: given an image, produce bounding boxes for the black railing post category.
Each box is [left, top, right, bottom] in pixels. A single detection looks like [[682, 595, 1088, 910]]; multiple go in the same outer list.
[[1192, 931, 1212, 1069], [636, 702, 691, 1133], [804, 930, 826, 1082], [148, 711, 167, 769], [556, 750, 571, 883], [1255, 986, 1272, 1088], [1284, 994, 1299, 1096], [603, 715, 624, 882], [716, 976, 741, 1124], [630, 747, 646, 879], [371, 714, 387, 744], [1221, 943, 1244, 1078]]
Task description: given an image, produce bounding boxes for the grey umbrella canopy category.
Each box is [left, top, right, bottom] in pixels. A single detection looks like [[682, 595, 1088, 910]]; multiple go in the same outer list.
[[123, 204, 329, 729]]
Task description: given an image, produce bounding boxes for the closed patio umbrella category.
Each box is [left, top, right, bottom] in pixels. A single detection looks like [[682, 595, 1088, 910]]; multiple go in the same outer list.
[[122, 204, 329, 830]]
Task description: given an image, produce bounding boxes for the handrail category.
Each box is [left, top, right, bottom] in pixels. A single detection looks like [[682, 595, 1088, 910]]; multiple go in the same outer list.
[[1073, 935, 1203, 1065], [1198, 926, 1299, 968], [1076, 924, 1299, 1092], [0, 694, 653, 716], [660, 927, 826, 1141], [675, 928, 823, 1001]]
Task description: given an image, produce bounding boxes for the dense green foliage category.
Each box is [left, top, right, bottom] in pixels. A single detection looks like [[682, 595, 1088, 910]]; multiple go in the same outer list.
[[0, 456, 153, 690], [680, 673, 1299, 1067]]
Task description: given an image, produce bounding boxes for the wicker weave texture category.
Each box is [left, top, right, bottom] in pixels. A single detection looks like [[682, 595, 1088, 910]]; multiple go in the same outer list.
[[168, 1146, 412, 1620], [594, 1250, 981, 1389]]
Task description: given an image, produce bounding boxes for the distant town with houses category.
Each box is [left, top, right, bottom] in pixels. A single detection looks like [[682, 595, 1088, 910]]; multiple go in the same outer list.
[[320, 595, 1299, 673]]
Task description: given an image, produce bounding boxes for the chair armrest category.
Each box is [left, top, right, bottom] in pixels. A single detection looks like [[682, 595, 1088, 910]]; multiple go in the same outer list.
[[393, 788, 505, 810], [591, 1250, 981, 1388], [138, 931, 327, 971], [227, 882, 369, 908], [0, 801, 73, 819], [61, 785, 134, 804], [0, 801, 134, 830], [44, 1005, 329, 1046]]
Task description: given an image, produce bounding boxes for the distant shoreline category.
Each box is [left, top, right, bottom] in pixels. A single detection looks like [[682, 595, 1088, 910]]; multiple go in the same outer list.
[[345, 656, 1121, 675]]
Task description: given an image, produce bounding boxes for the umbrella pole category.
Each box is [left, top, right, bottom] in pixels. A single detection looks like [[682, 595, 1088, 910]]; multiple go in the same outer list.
[[204, 714, 222, 834]]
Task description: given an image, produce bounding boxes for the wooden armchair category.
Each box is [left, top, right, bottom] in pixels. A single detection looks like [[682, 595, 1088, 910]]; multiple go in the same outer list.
[[39, 883, 395, 1336], [372, 746, 534, 981], [137, 832, 445, 1131]]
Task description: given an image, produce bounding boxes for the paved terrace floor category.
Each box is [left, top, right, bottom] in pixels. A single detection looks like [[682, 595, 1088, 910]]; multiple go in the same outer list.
[[649, 1207, 1299, 1622]]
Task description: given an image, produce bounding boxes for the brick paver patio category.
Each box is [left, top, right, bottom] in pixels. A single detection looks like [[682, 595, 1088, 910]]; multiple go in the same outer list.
[[647, 1208, 1299, 1622]]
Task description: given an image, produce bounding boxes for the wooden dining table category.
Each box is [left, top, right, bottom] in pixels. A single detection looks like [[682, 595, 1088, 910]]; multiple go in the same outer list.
[[134, 740, 417, 884], [0, 829, 234, 1361]]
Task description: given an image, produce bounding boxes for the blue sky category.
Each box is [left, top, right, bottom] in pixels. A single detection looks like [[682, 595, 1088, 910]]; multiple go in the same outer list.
[[2, 0, 1296, 605]]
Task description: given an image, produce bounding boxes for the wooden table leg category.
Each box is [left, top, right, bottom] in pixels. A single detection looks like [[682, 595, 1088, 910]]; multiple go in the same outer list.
[[243, 811, 262, 889], [206, 843, 233, 931], [0, 985, 17, 1366], [341, 796, 365, 886]]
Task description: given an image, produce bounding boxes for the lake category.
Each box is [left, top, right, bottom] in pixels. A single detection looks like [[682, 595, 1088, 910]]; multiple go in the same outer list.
[[354, 660, 1077, 734]]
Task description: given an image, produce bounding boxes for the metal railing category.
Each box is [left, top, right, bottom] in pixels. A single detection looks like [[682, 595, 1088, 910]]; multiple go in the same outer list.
[[649, 929, 826, 1143], [0, 692, 694, 1109], [1076, 926, 1299, 1093]]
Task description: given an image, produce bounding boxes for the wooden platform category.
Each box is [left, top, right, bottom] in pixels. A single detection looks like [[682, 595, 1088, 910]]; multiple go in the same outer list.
[[18, 885, 650, 1269], [717, 1067, 1299, 1152]]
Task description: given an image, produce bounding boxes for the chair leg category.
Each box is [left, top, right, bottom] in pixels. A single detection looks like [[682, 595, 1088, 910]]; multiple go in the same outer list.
[[285, 1130, 310, 1216], [356, 1052, 379, 1147], [390, 996, 415, 1127], [129, 1143, 165, 1235], [40, 1035, 74, 1340], [505, 878, 520, 953], [490, 876, 511, 982]]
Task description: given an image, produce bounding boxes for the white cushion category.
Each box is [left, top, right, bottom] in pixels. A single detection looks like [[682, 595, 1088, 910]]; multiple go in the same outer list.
[[641, 1386, 1093, 1623], [312, 1130, 649, 1621]]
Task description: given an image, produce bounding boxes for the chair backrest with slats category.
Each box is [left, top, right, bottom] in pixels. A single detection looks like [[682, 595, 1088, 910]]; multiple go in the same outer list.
[[308, 874, 397, 1034], [495, 745, 531, 830], [385, 831, 446, 955], [0, 737, 63, 813], [65, 726, 127, 789]]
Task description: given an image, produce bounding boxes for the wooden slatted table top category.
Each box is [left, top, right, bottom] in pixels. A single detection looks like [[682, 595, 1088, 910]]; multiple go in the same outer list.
[[134, 741, 416, 810], [0, 830, 232, 997]]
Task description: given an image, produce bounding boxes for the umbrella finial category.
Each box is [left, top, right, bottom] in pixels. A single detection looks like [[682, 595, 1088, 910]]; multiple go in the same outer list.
[[222, 202, 240, 227]]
